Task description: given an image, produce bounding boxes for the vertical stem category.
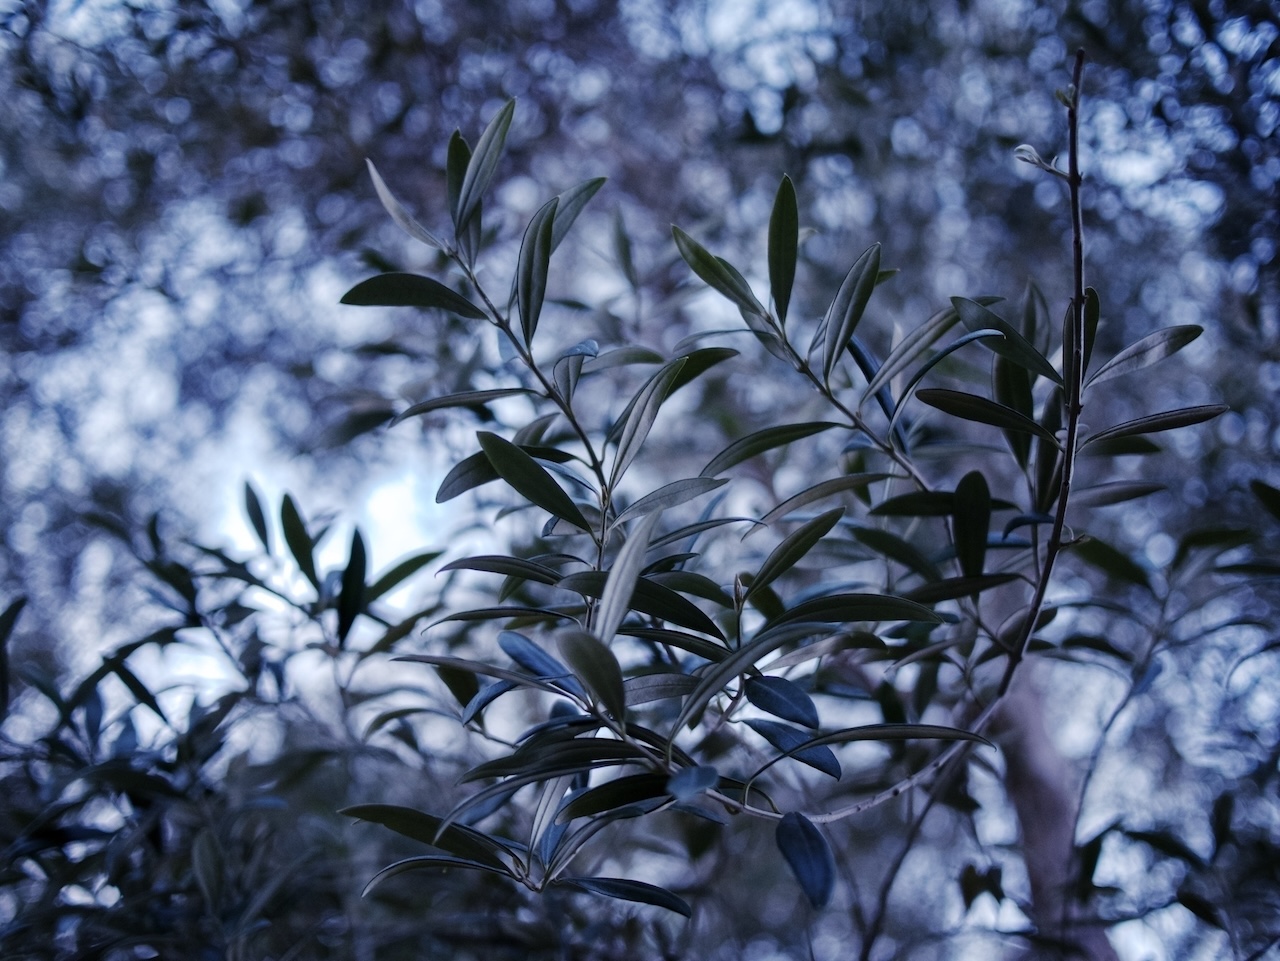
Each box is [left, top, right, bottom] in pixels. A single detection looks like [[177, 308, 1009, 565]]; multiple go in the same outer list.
[[995, 48, 1087, 700]]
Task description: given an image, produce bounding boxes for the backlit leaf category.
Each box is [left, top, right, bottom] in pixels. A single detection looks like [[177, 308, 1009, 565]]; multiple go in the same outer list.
[[953, 297, 1062, 385], [517, 197, 559, 345], [557, 877, 691, 917], [558, 629, 626, 723], [768, 175, 798, 326], [551, 177, 606, 252], [244, 482, 270, 554], [916, 389, 1060, 444], [613, 478, 729, 528], [823, 244, 880, 383], [701, 422, 841, 477], [336, 529, 366, 646], [1082, 405, 1228, 448], [455, 99, 515, 233], [611, 359, 686, 487], [366, 159, 445, 249], [672, 225, 767, 317], [478, 431, 591, 532], [341, 273, 487, 319], [393, 388, 535, 425], [597, 510, 663, 646], [281, 494, 319, 590], [748, 508, 844, 599], [1087, 325, 1203, 388]]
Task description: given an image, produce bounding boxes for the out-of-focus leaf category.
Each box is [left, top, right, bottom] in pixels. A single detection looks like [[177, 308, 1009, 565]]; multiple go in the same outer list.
[[745, 676, 819, 728], [613, 478, 729, 529], [851, 526, 942, 581], [1067, 537, 1151, 589], [746, 719, 840, 777], [701, 422, 841, 477], [776, 813, 835, 908], [597, 510, 663, 646], [1082, 405, 1228, 447], [558, 630, 626, 723], [1250, 479, 1280, 522], [905, 574, 1020, 604], [1087, 324, 1202, 389], [672, 225, 767, 317], [994, 354, 1033, 466], [1175, 888, 1226, 929], [244, 482, 270, 554], [748, 508, 844, 599], [478, 432, 590, 532], [768, 175, 798, 326], [611, 359, 686, 487], [517, 197, 559, 345], [0, 596, 25, 718], [551, 177, 606, 252], [337, 529, 367, 646], [917, 389, 1060, 444], [953, 471, 990, 579], [364, 550, 442, 604], [613, 208, 639, 288], [953, 297, 1062, 385], [871, 491, 955, 516], [1072, 482, 1164, 507], [1172, 527, 1253, 571], [822, 244, 880, 383], [341, 803, 513, 871], [366, 159, 446, 249], [624, 672, 700, 705], [556, 876, 691, 917], [666, 765, 719, 802], [341, 273, 487, 319], [394, 653, 566, 695], [392, 388, 534, 425], [281, 494, 319, 590], [462, 680, 517, 725], [455, 99, 515, 233]]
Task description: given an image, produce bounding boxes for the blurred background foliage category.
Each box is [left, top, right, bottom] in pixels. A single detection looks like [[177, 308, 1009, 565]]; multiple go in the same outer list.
[[1, 0, 1279, 958]]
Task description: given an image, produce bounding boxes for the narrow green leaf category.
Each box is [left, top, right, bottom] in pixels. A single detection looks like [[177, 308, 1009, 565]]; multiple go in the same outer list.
[[551, 177, 606, 252], [748, 508, 844, 599], [747, 719, 840, 777], [560, 572, 725, 640], [871, 491, 955, 516], [953, 297, 1062, 385], [672, 225, 766, 317], [393, 388, 534, 425], [613, 478, 729, 529], [455, 99, 515, 233], [822, 244, 881, 383], [917, 389, 1060, 444], [437, 450, 498, 502], [620, 627, 728, 663], [953, 471, 990, 579], [860, 305, 961, 405], [337, 529, 367, 646], [244, 482, 270, 554], [341, 273, 487, 319], [340, 803, 512, 871], [281, 494, 319, 590], [745, 676, 819, 728], [441, 555, 561, 585], [597, 510, 664, 646], [446, 130, 470, 226], [558, 772, 671, 822], [611, 360, 687, 488], [776, 813, 835, 908], [1082, 285, 1100, 377], [1087, 325, 1203, 389], [517, 197, 559, 345], [1082, 405, 1228, 448], [478, 431, 590, 531], [558, 629, 626, 723], [993, 354, 1033, 467], [582, 345, 665, 373], [768, 175, 798, 326], [498, 631, 583, 697], [362, 855, 514, 896], [768, 593, 942, 628], [366, 159, 445, 249], [624, 672, 701, 705], [557, 876, 691, 917], [756, 475, 893, 530], [701, 422, 841, 477]]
